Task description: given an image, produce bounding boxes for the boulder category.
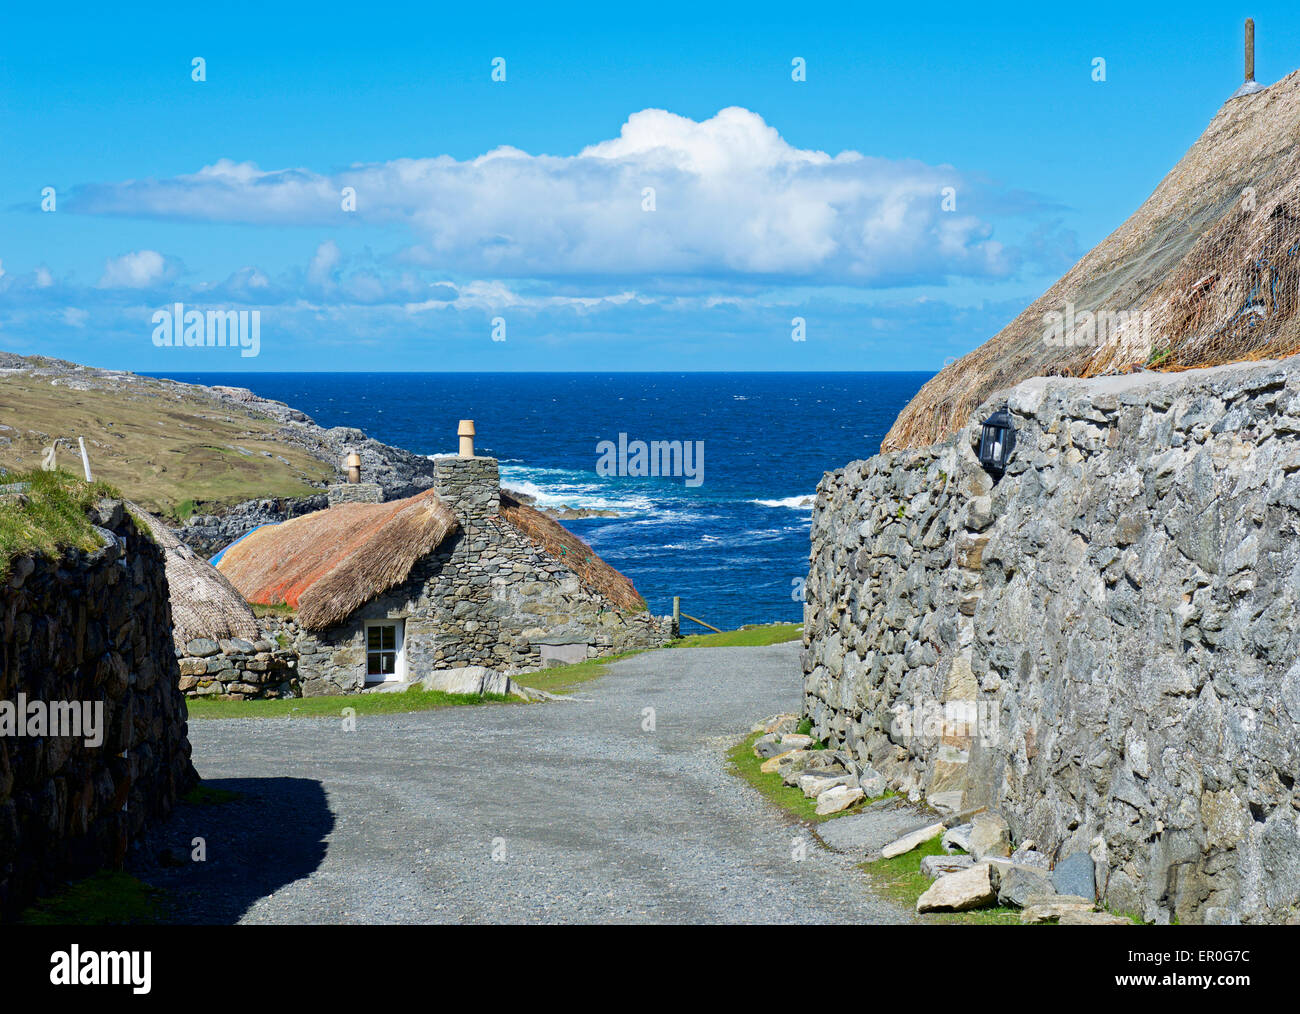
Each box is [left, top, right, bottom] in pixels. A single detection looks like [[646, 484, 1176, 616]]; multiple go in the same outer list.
[[1058, 910, 1132, 926], [219, 637, 257, 655], [920, 854, 974, 880], [1008, 846, 1050, 869], [996, 864, 1057, 908], [185, 637, 221, 658], [857, 766, 887, 798], [798, 772, 854, 799], [760, 750, 799, 774], [969, 811, 1011, 860], [1053, 852, 1097, 901], [941, 823, 973, 854], [422, 666, 498, 695], [1020, 898, 1096, 924], [815, 785, 865, 815], [881, 822, 947, 859], [917, 862, 997, 912], [754, 733, 815, 759]]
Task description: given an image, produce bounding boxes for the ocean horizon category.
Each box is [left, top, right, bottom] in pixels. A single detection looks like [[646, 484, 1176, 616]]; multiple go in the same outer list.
[[150, 371, 932, 630]]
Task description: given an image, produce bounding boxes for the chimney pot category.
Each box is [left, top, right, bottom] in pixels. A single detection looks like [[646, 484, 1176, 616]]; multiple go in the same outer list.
[[345, 451, 362, 483], [458, 419, 476, 458]]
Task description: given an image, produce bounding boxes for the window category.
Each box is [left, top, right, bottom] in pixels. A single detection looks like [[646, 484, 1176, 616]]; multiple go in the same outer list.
[[365, 621, 404, 682]]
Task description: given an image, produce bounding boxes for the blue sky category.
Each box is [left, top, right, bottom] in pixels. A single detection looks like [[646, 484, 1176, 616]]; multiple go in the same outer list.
[[1, 0, 1295, 371]]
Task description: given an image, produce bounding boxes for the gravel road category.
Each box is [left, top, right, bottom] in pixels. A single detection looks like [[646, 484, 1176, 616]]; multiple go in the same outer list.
[[137, 643, 911, 924]]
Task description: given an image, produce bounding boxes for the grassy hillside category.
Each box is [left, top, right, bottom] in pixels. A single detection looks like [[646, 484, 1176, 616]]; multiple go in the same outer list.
[[0, 367, 331, 519]]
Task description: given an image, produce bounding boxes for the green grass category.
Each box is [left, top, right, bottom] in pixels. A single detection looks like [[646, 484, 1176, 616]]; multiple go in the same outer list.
[[0, 369, 333, 517], [861, 837, 1023, 925], [515, 650, 645, 694], [0, 468, 123, 578], [726, 731, 889, 824], [18, 871, 166, 925], [671, 623, 802, 648], [181, 784, 242, 805], [250, 601, 295, 619], [186, 687, 512, 719]]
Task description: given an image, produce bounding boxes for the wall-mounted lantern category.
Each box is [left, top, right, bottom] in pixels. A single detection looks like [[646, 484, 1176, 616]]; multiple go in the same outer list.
[[978, 407, 1016, 478]]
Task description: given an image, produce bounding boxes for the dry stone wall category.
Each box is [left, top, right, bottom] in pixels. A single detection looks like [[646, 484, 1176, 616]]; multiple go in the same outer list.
[[802, 357, 1300, 924], [0, 500, 197, 919]]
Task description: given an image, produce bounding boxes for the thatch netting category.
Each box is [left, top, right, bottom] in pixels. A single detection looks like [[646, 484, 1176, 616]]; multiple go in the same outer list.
[[883, 70, 1300, 453], [216, 488, 458, 631], [499, 491, 648, 612], [130, 505, 260, 651]]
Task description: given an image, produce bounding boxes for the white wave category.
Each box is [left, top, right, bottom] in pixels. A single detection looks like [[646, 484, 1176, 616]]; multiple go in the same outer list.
[[751, 495, 815, 509]]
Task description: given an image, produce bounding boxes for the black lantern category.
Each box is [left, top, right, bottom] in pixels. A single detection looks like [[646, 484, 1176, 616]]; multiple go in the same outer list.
[[977, 406, 1016, 477]]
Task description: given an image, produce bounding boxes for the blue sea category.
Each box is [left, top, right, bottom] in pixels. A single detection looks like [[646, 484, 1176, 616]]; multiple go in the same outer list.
[[153, 373, 929, 631]]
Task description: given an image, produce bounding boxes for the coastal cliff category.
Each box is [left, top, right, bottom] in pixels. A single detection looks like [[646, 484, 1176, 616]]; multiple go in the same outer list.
[[803, 355, 1300, 924]]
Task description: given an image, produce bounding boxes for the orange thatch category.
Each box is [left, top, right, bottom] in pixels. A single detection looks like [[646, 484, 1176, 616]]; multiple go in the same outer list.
[[883, 70, 1300, 453], [217, 488, 457, 631], [499, 491, 647, 612], [131, 506, 261, 650]]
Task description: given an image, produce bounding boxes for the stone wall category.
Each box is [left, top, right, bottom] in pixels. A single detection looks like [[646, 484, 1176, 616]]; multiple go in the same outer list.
[[327, 482, 382, 507], [802, 357, 1300, 924], [177, 634, 299, 700], [0, 500, 197, 919]]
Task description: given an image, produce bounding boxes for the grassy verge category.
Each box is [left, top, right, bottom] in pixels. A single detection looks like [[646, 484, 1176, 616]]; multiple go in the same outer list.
[[671, 622, 802, 648], [0, 468, 122, 578], [860, 837, 1022, 925], [19, 871, 166, 925], [726, 731, 889, 824], [514, 650, 645, 694], [181, 784, 242, 805], [186, 687, 511, 719]]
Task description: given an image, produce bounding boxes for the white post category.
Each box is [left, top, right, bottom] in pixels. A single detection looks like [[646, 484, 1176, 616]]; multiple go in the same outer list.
[[78, 437, 93, 481]]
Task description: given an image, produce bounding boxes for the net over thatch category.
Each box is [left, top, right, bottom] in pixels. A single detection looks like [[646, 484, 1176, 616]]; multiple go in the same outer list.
[[883, 70, 1300, 453], [216, 488, 458, 631], [131, 506, 260, 651], [499, 491, 647, 612]]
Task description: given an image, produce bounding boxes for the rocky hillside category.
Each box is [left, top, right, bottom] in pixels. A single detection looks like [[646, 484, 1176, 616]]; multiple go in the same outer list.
[[885, 70, 1300, 453], [0, 352, 437, 548]]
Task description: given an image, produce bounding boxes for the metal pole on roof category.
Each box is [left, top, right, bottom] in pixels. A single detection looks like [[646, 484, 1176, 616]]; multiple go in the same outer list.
[[1246, 18, 1255, 83]]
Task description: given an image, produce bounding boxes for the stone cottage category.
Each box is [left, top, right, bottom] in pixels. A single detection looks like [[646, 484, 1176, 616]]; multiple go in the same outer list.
[[215, 422, 670, 695]]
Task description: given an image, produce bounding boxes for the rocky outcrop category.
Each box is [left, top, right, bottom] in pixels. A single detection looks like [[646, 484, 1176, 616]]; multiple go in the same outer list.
[[802, 355, 1300, 924], [0, 500, 197, 919]]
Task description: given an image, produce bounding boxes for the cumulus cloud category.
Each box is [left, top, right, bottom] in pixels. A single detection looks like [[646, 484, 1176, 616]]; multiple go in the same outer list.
[[97, 249, 178, 288], [67, 107, 1019, 287]]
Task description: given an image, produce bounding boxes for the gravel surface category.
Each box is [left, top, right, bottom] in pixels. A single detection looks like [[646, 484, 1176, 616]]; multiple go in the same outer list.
[[135, 643, 913, 924]]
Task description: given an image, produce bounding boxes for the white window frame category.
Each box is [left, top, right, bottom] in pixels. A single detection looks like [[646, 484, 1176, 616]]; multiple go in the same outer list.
[[364, 619, 406, 683]]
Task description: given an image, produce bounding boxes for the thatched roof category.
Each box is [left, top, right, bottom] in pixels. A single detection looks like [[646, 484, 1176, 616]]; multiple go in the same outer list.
[[884, 70, 1300, 453], [216, 488, 458, 631], [499, 490, 647, 612], [130, 506, 261, 651]]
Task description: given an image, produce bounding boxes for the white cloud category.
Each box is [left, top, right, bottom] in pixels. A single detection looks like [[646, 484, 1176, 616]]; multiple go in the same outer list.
[[307, 240, 342, 287], [70, 107, 1015, 286], [97, 249, 174, 288]]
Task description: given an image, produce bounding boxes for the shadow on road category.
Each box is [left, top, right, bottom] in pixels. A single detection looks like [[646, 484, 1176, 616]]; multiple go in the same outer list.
[[132, 777, 334, 924]]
